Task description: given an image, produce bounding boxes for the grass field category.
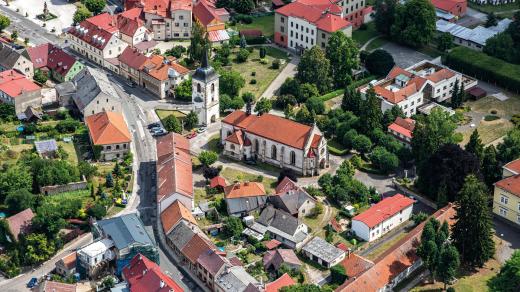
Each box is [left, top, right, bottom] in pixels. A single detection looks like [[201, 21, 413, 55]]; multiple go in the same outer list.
[[232, 15, 275, 38], [467, 95, 520, 117], [155, 109, 187, 121], [461, 118, 513, 145], [469, 2, 519, 18], [44, 189, 93, 208], [58, 141, 78, 165], [220, 166, 276, 193], [365, 36, 390, 51], [352, 22, 380, 47]]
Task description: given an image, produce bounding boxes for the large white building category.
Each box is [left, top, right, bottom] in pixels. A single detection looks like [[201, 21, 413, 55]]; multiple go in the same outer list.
[[221, 111, 329, 176], [359, 60, 476, 117], [352, 194, 414, 242]]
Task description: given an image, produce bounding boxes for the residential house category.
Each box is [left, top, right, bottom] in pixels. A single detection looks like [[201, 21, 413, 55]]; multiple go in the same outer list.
[[387, 117, 415, 148], [250, 205, 310, 249], [85, 111, 132, 161], [338, 252, 374, 279], [156, 132, 194, 212], [92, 213, 159, 274], [222, 111, 329, 176], [502, 158, 520, 178], [165, 220, 198, 258], [264, 273, 297, 292], [181, 233, 216, 273], [336, 204, 456, 291], [268, 177, 316, 217], [38, 281, 77, 292], [352, 194, 414, 242], [224, 181, 268, 217], [26, 43, 84, 82], [122, 253, 184, 292], [0, 43, 33, 78], [141, 55, 190, 99], [193, 0, 230, 43], [301, 236, 345, 268], [4, 208, 34, 242], [76, 238, 116, 278], [432, 0, 467, 21], [0, 69, 42, 114], [263, 249, 302, 272], [34, 139, 58, 158], [436, 18, 512, 51], [125, 0, 194, 40], [196, 249, 227, 290], [116, 8, 152, 46], [161, 200, 197, 235], [55, 252, 77, 277], [54, 81, 76, 108], [214, 265, 260, 292], [64, 67, 122, 117], [117, 47, 148, 84], [493, 169, 520, 227]]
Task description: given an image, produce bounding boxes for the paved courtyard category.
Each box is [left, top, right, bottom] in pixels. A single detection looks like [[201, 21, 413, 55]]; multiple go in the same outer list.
[[380, 42, 432, 68]]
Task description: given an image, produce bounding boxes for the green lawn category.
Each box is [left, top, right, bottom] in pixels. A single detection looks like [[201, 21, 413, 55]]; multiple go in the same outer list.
[[155, 109, 187, 121], [469, 2, 520, 18], [58, 141, 78, 165], [207, 134, 222, 153], [327, 139, 349, 156], [264, 46, 290, 60], [417, 46, 443, 58], [365, 36, 390, 51], [232, 15, 275, 38], [352, 22, 380, 47], [220, 167, 277, 193], [225, 48, 285, 99], [44, 189, 93, 208]]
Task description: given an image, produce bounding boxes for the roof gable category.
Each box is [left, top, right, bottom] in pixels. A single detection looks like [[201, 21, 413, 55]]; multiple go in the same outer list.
[[352, 194, 414, 228], [85, 112, 132, 145], [161, 200, 197, 233]]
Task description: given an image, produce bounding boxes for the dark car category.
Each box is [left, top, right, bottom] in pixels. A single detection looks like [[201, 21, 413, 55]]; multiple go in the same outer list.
[[27, 277, 38, 288], [148, 122, 160, 129], [245, 159, 257, 165]]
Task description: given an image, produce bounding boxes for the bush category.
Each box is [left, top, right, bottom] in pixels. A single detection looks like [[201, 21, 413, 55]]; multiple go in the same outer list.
[[272, 59, 281, 69], [251, 71, 256, 76], [236, 49, 250, 63], [55, 119, 80, 133], [444, 47, 520, 92], [330, 265, 347, 284], [250, 79, 257, 84], [484, 115, 499, 121]]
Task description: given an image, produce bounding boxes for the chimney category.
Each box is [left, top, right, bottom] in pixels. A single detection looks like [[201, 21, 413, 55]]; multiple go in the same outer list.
[[160, 280, 166, 288], [347, 248, 351, 258], [244, 181, 249, 186], [142, 268, 148, 276]]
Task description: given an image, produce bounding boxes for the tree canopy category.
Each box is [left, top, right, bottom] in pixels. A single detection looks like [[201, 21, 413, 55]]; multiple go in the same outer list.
[[296, 46, 332, 93], [365, 49, 395, 76], [83, 0, 106, 15], [488, 250, 520, 292], [390, 0, 436, 48], [326, 31, 359, 88], [219, 69, 245, 97]]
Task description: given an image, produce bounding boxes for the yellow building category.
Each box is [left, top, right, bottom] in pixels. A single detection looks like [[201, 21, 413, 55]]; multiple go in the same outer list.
[[494, 159, 520, 226]]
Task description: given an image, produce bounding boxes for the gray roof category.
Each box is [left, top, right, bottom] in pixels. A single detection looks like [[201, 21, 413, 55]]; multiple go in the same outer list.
[[226, 196, 267, 216], [216, 266, 259, 292], [192, 51, 218, 83], [257, 205, 300, 236], [0, 43, 29, 69], [70, 67, 119, 111], [268, 188, 315, 215], [55, 81, 76, 97], [95, 213, 154, 250], [436, 18, 512, 46], [302, 236, 345, 263], [34, 139, 58, 154], [167, 220, 196, 250]]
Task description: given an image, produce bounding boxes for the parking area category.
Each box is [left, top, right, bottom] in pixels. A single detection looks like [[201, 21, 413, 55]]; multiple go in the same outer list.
[[380, 42, 432, 68]]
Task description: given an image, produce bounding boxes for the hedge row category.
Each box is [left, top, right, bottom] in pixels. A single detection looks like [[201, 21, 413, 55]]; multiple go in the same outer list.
[[443, 47, 520, 92]]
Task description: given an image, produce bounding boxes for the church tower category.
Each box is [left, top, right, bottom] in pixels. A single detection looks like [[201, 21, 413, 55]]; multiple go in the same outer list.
[[192, 50, 220, 125]]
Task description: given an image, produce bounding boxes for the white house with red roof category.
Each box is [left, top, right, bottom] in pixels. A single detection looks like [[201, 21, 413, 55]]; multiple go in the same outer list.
[[0, 69, 42, 114], [85, 111, 132, 161], [351, 194, 414, 242], [221, 110, 329, 176], [122, 253, 184, 292], [387, 117, 415, 147], [274, 0, 353, 53], [359, 60, 471, 117]]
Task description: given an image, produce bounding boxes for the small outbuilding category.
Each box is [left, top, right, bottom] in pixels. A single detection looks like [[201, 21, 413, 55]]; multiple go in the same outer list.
[[301, 236, 346, 268], [34, 139, 58, 158]]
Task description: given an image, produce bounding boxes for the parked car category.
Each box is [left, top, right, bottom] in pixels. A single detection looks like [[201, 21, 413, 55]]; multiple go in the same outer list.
[[197, 127, 207, 133], [186, 132, 197, 139], [245, 159, 257, 165], [147, 122, 160, 129], [127, 81, 136, 88], [153, 129, 168, 137], [150, 126, 163, 133], [27, 277, 38, 288]]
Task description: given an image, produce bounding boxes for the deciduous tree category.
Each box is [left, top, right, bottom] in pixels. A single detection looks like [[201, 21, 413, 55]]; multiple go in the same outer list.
[[0, 15, 11, 32], [5, 189, 34, 213], [84, 0, 106, 15], [73, 5, 92, 24], [326, 31, 359, 88], [219, 69, 245, 97], [185, 111, 199, 130], [162, 115, 182, 133], [198, 151, 218, 167], [391, 0, 436, 48], [365, 49, 395, 76], [254, 98, 272, 115], [488, 250, 520, 292], [296, 46, 331, 93]]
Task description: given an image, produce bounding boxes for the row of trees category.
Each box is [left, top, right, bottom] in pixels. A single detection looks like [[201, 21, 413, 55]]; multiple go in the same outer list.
[[484, 12, 520, 64]]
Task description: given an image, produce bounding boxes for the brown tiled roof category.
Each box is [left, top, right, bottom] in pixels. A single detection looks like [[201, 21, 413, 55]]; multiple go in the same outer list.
[[161, 200, 197, 234], [275, 177, 298, 194], [85, 112, 132, 145], [193, 0, 222, 27], [224, 182, 266, 199], [336, 204, 456, 292], [118, 47, 149, 70], [225, 130, 244, 146], [6, 208, 34, 241], [339, 253, 374, 278], [210, 176, 227, 188], [197, 250, 226, 276], [264, 239, 282, 250], [143, 55, 189, 81], [425, 68, 455, 83], [495, 174, 520, 198], [41, 281, 76, 292], [181, 234, 215, 264], [60, 252, 77, 270], [265, 273, 296, 292], [503, 159, 520, 175], [156, 133, 193, 202]]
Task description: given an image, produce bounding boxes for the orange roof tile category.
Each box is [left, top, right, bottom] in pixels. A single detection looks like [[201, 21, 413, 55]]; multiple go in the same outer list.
[[276, 1, 350, 33], [225, 130, 244, 146], [85, 112, 132, 145], [181, 234, 215, 264], [264, 239, 282, 250], [156, 133, 193, 202], [0, 70, 40, 98], [143, 55, 189, 81], [60, 252, 77, 270], [388, 117, 415, 139], [503, 159, 520, 175], [221, 111, 258, 129], [352, 194, 414, 228], [265, 273, 296, 292], [337, 204, 456, 292], [6, 208, 34, 241], [386, 66, 413, 80], [41, 281, 76, 292], [495, 174, 520, 198], [123, 253, 184, 292], [339, 254, 374, 278], [210, 176, 227, 188], [224, 182, 266, 199], [275, 177, 298, 194], [425, 68, 456, 83], [161, 200, 197, 234]]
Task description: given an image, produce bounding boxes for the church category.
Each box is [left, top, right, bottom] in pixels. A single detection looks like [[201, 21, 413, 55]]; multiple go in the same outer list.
[[191, 51, 220, 126], [221, 111, 329, 176]]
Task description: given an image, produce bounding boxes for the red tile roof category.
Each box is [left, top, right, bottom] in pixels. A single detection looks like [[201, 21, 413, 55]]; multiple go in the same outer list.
[[224, 182, 266, 199], [69, 13, 118, 50], [197, 250, 226, 276], [41, 281, 76, 292], [123, 254, 184, 292], [330, 218, 343, 233], [223, 111, 319, 150], [264, 239, 282, 250], [431, 0, 464, 12], [503, 159, 520, 175], [156, 133, 193, 202], [143, 55, 189, 81], [339, 254, 374, 279], [210, 176, 227, 188], [337, 204, 456, 292], [181, 234, 215, 264], [276, 1, 350, 33], [6, 208, 34, 241], [118, 47, 149, 70], [0, 70, 40, 98], [193, 0, 222, 27], [161, 200, 197, 234], [388, 117, 415, 139], [60, 252, 77, 270], [117, 8, 145, 36], [265, 273, 296, 292], [425, 68, 456, 83], [352, 194, 414, 228], [495, 174, 520, 198], [85, 112, 132, 145], [275, 177, 298, 194], [225, 130, 244, 146]]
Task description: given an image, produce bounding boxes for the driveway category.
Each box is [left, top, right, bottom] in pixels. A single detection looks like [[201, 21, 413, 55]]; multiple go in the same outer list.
[[261, 54, 300, 99], [494, 217, 520, 263], [380, 42, 432, 68]]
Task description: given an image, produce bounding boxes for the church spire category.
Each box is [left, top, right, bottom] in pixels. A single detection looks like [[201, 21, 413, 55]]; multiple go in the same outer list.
[[202, 49, 209, 68]]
